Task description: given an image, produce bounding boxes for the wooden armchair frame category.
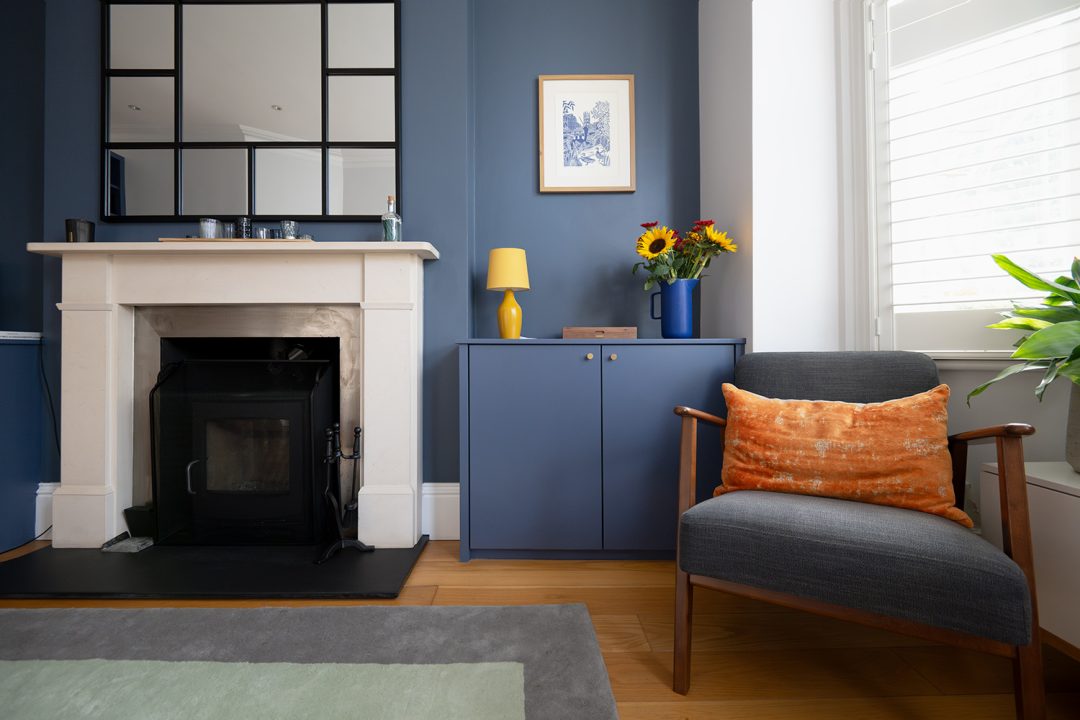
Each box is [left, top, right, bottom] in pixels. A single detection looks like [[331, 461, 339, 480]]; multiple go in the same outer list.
[[672, 406, 1045, 719]]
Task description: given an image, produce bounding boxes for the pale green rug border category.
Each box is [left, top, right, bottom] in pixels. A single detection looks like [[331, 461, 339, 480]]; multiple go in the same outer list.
[[0, 605, 617, 719], [1, 659, 525, 720]]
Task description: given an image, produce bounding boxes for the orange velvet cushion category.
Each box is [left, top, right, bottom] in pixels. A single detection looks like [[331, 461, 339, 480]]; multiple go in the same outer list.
[[716, 383, 972, 527]]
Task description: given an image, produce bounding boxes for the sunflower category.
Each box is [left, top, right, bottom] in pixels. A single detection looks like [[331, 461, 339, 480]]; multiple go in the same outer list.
[[636, 226, 676, 260], [703, 224, 737, 252]]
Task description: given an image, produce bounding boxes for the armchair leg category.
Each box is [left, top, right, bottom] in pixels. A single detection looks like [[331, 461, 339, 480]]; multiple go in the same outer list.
[[673, 568, 693, 695], [1013, 640, 1046, 719]]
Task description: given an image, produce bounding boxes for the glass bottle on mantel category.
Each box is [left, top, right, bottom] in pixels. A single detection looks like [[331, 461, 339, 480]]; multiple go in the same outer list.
[[381, 195, 402, 242]]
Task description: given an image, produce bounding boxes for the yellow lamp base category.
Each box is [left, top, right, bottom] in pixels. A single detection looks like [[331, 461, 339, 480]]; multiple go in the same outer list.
[[497, 289, 523, 339]]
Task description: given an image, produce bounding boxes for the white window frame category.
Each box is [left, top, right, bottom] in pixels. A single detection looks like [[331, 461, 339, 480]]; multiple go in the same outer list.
[[840, 0, 1079, 365]]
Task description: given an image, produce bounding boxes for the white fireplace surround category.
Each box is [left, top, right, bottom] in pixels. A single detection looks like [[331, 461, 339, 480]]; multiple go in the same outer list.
[[27, 241, 438, 549]]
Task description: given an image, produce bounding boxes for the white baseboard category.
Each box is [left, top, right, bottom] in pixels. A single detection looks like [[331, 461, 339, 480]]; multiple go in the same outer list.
[[421, 483, 460, 540], [35, 482, 59, 540], [35, 481, 460, 543]]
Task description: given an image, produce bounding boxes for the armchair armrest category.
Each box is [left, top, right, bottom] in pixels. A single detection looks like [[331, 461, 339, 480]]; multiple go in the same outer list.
[[674, 406, 727, 516], [947, 422, 1039, 638], [949, 423, 1035, 444], [674, 406, 727, 427]]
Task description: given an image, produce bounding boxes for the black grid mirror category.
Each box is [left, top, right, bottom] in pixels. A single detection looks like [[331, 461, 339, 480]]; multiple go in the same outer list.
[[102, 0, 401, 222]]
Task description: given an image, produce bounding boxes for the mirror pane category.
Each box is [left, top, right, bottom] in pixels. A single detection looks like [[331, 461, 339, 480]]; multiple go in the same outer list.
[[110, 4, 174, 70], [329, 149, 395, 216], [328, 76, 396, 141], [255, 148, 322, 215], [107, 149, 174, 216], [182, 5, 321, 142], [182, 149, 248, 217], [327, 3, 394, 68], [109, 77, 173, 142]]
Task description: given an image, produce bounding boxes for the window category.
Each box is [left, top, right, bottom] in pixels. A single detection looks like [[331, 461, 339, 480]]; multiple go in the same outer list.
[[868, 0, 1080, 355]]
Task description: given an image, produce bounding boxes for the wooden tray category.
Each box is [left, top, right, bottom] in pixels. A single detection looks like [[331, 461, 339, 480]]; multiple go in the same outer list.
[[158, 237, 314, 242]]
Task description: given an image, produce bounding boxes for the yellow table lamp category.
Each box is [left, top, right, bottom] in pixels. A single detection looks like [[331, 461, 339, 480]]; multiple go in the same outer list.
[[486, 248, 530, 339]]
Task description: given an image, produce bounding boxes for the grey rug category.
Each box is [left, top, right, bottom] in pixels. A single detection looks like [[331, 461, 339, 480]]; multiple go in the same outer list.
[[0, 605, 618, 720]]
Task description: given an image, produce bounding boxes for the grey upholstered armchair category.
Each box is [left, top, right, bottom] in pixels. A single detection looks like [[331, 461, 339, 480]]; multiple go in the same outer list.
[[673, 351, 1044, 719]]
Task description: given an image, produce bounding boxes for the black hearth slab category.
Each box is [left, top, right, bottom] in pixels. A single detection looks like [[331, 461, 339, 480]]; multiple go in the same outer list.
[[0, 537, 427, 600]]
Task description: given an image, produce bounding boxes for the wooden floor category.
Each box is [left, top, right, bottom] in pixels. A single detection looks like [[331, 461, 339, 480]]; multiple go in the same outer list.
[[2, 539, 1079, 719]]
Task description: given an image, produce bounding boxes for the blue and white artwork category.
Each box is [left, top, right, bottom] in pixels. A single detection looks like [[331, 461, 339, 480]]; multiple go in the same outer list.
[[561, 99, 611, 167]]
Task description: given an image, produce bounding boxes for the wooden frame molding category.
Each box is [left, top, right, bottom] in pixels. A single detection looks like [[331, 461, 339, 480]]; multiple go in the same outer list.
[[537, 74, 636, 193]]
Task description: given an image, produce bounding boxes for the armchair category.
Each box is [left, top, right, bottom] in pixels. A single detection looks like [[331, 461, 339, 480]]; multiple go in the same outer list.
[[673, 352, 1044, 719]]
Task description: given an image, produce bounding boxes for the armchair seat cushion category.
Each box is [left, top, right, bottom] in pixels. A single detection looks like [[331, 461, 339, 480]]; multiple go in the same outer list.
[[679, 491, 1031, 645]]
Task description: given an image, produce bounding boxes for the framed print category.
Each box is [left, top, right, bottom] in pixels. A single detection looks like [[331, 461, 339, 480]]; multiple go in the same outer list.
[[538, 74, 635, 192]]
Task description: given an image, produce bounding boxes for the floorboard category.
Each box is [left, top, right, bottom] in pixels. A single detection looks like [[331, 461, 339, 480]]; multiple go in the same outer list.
[[2, 540, 1079, 719]]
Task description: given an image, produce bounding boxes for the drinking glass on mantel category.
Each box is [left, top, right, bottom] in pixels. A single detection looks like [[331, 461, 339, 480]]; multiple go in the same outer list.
[[200, 218, 223, 239]]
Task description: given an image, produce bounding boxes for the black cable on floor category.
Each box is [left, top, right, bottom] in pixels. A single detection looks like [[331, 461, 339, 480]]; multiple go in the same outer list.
[[0, 524, 53, 556]]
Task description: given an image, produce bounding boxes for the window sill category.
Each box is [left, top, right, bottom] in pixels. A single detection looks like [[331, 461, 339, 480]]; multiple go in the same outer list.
[[922, 351, 1016, 371]]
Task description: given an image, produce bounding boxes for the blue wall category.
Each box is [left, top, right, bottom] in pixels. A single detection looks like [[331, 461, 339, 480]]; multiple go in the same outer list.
[[0, 340, 44, 550], [0, 0, 46, 549], [471, 0, 700, 339], [38, 0, 699, 487], [0, 0, 44, 331]]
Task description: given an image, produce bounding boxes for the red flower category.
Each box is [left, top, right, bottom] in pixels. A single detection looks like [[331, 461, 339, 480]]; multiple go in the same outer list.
[[694, 219, 715, 227], [640, 221, 659, 228]]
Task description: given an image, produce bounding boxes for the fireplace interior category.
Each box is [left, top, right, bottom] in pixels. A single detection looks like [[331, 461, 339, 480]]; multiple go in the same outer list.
[[151, 338, 340, 546]]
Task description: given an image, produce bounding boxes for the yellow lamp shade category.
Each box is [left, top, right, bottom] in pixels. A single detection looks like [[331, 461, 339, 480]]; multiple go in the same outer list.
[[486, 248, 530, 291]]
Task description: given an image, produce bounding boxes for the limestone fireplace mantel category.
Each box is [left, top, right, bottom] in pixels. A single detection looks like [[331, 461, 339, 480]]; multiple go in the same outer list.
[[27, 241, 439, 549]]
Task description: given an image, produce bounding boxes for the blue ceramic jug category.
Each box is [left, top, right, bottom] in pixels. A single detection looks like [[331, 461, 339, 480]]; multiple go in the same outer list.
[[650, 278, 698, 339]]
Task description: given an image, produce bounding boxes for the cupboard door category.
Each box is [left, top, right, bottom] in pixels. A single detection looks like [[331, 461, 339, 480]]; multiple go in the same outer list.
[[468, 345, 603, 550], [601, 344, 734, 550]]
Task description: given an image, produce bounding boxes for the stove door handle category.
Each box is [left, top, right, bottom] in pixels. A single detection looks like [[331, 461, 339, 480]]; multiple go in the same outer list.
[[185, 459, 202, 496]]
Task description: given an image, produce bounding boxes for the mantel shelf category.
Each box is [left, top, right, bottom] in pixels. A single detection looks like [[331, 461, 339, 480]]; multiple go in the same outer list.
[[27, 241, 439, 261]]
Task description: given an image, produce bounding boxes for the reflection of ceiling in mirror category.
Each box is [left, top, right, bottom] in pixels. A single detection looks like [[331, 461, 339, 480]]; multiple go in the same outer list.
[[109, 77, 174, 141], [182, 4, 321, 142]]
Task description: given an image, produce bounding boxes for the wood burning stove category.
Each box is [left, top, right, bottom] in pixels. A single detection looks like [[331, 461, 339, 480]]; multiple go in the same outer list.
[[150, 338, 338, 545]]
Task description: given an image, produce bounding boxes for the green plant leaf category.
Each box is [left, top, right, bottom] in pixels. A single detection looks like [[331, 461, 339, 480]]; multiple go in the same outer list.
[[1073, 257, 1080, 287], [1011, 321, 1080, 359], [1035, 359, 1062, 401], [987, 317, 1052, 331], [967, 360, 1051, 405], [1011, 305, 1080, 323], [992, 254, 1080, 303], [1053, 275, 1080, 290], [1058, 359, 1080, 384]]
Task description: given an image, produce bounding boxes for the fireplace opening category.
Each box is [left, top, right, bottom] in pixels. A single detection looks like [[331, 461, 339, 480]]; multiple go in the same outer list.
[[150, 338, 339, 546]]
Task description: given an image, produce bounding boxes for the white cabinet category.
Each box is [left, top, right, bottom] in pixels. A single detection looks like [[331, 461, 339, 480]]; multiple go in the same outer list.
[[980, 461, 1080, 655]]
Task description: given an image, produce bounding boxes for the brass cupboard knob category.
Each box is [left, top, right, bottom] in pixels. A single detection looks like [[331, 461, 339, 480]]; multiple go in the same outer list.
[[585, 353, 594, 360], [609, 353, 618, 361]]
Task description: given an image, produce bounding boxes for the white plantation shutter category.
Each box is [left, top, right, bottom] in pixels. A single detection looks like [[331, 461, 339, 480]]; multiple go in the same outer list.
[[871, 0, 1080, 353]]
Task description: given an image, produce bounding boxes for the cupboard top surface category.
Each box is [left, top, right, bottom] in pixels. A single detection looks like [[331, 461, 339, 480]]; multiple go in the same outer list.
[[458, 338, 746, 345]]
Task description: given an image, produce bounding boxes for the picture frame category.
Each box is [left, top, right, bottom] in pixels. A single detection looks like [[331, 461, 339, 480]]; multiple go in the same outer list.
[[538, 74, 635, 193]]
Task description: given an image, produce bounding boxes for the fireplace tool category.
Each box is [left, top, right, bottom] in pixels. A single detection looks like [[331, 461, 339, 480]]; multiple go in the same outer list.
[[317, 423, 372, 564]]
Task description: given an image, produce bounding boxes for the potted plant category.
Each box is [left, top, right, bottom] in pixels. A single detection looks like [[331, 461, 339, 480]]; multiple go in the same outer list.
[[968, 254, 1080, 471], [632, 220, 737, 339]]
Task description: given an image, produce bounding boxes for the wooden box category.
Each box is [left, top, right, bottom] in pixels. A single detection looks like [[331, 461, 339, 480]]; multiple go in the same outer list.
[[562, 326, 637, 339]]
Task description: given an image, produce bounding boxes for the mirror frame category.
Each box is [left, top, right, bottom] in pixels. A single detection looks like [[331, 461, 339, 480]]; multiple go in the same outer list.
[[101, 0, 401, 223]]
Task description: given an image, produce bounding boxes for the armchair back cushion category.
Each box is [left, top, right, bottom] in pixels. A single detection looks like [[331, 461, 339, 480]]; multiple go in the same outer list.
[[716, 382, 973, 527], [733, 351, 941, 404]]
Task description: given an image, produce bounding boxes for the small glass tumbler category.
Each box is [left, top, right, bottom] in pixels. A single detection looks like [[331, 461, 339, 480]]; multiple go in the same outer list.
[[280, 220, 299, 239], [200, 218, 223, 239], [255, 227, 271, 239], [236, 217, 252, 239], [223, 222, 236, 239]]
